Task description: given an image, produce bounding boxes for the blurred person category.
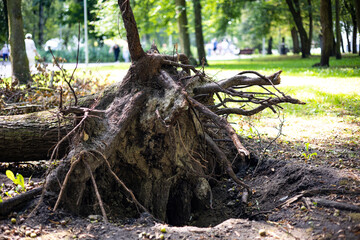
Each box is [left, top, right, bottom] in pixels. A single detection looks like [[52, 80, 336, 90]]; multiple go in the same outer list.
[[110, 44, 121, 62], [1, 44, 9, 62], [25, 33, 39, 70]]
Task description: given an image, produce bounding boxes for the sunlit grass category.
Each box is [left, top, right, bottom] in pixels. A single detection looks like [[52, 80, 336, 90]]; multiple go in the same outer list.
[[206, 54, 360, 78]]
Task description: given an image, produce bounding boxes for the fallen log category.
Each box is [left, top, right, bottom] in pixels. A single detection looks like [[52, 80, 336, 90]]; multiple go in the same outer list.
[[0, 111, 71, 162], [312, 198, 360, 212], [0, 187, 42, 217]]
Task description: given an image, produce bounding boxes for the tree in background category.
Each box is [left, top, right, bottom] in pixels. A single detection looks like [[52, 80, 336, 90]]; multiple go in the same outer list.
[[285, 0, 313, 58], [7, 0, 31, 84], [354, 0, 360, 56], [175, 0, 192, 58], [291, 27, 301, 54], [319, 0, 332, 67], [343, 0, 357, 53], [0, 0, 9, 44], [193, 0, 207, 65], [335, 0, 341, 59]]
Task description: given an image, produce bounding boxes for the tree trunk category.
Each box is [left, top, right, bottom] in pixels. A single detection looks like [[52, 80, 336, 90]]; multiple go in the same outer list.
[[38, 0, 44, 46], [345, 0, 357, 53], [344, 21, 351, 52], [352, 24, 357, 53], [291, 27, 300, 54], [175, 0, 192, 58], [193, 0, 207, 66], [267, 37, 273, 55], [354, 0, 360, 56], [6, 0, 31, 84], [0, 111, 71, 162], [335, 0, 341, 59], [307, 0, 313, 55], [2, 0, 9, 42], [320, 0, 332, 67], [285, 0, 311, 58], [33, 0, 304, 226], [354, 0, 360, 36]]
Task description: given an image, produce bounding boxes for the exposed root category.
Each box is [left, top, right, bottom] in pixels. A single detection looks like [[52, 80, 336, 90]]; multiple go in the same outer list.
[[203, 133, 250, 190], [83, 158, 108, 223], [186, 95, 249, 159], [89, 150, 150, 215], [53, 154, 83, 211]]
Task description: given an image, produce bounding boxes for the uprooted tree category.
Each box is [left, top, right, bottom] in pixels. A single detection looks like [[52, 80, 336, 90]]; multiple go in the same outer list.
[[20, 0, 304, 225]]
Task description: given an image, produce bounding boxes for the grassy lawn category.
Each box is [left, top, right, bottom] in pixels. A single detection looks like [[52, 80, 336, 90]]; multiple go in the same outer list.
[[206, 54, 360, 77]]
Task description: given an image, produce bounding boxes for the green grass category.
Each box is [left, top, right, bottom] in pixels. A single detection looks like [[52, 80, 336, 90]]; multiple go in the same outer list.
[[206, 54, 360, 78]]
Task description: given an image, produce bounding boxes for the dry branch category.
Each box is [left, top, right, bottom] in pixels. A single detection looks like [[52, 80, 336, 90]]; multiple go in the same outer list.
[[187, 96, 249, 158], [0, 187, 42, 217]]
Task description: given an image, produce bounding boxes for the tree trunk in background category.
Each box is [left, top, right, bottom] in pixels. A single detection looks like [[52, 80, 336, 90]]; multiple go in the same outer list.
[[354, 0, 360, 55], [344, 0, 357, 53], [267, 37, 273, 54], [175, 0, 192, 57], [38, 0, 44, 46], [352, 24, 357, 53], [307, 0, 313, 55], [320, 0, 332, 67], [193, 0, 207, 65], [285, 0, 311, 58], [7, 0, 31, 84], [291, 27, 301, 54], [343, 21, 351, 52], [2, 0, 9, 41], [335, 0, 341, 59]]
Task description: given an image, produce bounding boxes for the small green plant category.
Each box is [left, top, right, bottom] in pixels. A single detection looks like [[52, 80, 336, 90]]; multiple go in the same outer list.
[[6, 170, 26, 192], [302, 142, 317, 161]]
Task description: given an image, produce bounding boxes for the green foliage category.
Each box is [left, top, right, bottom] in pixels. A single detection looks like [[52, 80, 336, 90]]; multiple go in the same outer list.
[[38, 45, 115, 63], [6, 170, 26, 192], [302, 143, 317, 160]]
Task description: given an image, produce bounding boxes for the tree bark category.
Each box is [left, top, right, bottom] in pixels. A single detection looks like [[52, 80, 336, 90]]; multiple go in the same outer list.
[[343, 21, 351, 52], [175, 0, 192, 57], [320, 0, 332, 67], [38, 0, 44, 46], [344, 0, 357, 53], [335, 0, 341, 59], [291, 27, 300, 54], [0, 111, 71, 162], [6, 0, 31, 84], [267, 37, 273, 55], [285, 0, 311, 58], [193, 0, 207, 65], [307, 0, 313, 55], [354, 0, 360, 55], [354, 0, 360, 36]]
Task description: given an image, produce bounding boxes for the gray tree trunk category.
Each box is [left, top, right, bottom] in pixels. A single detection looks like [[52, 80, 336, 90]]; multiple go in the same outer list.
[[335, 0, 341, 59], [291, 27, 301, 54], [193, 0, 207, 65], [320, 0, 333, 66], [7, 0, 31, 84], [175, 0, 192, 58]]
